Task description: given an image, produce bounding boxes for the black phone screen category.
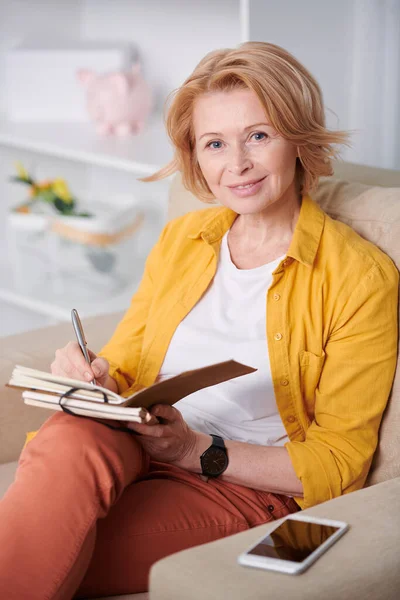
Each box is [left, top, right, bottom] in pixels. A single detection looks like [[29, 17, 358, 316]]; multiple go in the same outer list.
[[247, 518, 341, 562]]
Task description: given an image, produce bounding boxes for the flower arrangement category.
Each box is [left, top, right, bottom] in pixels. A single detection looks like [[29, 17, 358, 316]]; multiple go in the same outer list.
[[10, 162, 92, 217]]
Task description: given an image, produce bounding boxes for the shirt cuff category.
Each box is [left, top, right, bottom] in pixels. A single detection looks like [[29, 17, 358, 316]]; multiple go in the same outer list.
[[106, 360, 134, 395], [284, 439, 342, 509]]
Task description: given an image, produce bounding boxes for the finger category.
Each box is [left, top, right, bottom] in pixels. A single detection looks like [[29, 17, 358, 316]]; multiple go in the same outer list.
[[54, 352, 92, 381], [64, 342, 95, 380], [150, 404, 179, 422], [127, 421, 171, 438], [56, 346, 94, 381], [126, 413, 159, 430], [144, 413, 160, 426], [90, 357, 109, 379], [87, 348, 97, 362]]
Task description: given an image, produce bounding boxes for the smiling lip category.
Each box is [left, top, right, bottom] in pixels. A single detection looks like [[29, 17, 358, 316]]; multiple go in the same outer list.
[[227, 177, 266, 188], [227, 176, 266, 198]]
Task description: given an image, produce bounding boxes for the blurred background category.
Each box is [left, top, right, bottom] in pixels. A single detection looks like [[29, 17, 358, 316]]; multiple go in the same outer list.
[[0, 0, 399, 338]]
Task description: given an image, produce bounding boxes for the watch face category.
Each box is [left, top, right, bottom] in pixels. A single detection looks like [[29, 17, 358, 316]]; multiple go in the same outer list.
[[201, 446, 228, 476]]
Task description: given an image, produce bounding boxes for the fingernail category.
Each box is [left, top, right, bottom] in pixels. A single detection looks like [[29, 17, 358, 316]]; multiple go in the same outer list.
[[92, 366, 100, 377], [84, 372, 92, 381]]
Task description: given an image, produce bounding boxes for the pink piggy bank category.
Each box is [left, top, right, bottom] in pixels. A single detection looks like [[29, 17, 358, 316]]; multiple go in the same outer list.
[[77, 63, 153, 136]]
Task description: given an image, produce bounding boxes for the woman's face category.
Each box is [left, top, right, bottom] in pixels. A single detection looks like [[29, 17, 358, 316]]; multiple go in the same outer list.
[[193, 88, 299, 215]]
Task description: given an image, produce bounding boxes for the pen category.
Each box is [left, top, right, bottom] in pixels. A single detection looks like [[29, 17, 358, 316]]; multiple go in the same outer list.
[[71, 308, 96, 386]]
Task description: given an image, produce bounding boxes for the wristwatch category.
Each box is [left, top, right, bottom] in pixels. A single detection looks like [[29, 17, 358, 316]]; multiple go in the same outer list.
[[200, 434, 229, 478]]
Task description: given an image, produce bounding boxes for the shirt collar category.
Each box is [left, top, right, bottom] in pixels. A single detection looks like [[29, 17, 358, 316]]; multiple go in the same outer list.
[[287, 194, 325, 267], [187, 207, 237, 243], [187, 194, 325, 267]]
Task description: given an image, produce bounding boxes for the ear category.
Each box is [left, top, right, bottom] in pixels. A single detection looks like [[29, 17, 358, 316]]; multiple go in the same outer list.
[[110, 73, 129, 94], [76, 69, 96, 87]]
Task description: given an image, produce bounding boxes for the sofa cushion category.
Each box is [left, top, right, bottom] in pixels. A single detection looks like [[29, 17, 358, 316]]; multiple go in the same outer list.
[[168, 172, 400, 486], [0, 461, 18, 501], [150, 477, 400, 600]]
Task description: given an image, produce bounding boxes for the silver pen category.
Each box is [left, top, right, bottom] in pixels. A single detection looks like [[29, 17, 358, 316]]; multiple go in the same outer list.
[[71, 308, 96, 386]]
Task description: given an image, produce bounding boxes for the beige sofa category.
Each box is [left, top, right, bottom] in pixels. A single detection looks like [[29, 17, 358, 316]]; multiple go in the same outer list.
[[1, 161, 400, 600]]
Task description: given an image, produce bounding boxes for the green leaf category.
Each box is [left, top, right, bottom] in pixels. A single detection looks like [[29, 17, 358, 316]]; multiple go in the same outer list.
[[40, 189, 57, 204], [53, 196, 78, 214], [74, 211, 93, 218], [9, 176, 35, 185]]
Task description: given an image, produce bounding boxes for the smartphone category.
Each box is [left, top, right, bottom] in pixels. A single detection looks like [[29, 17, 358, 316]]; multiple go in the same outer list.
[[238, 514, 349, 575]]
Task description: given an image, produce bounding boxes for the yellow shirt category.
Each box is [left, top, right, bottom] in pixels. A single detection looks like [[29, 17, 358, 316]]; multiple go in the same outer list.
[[27, 195, 399, 510]]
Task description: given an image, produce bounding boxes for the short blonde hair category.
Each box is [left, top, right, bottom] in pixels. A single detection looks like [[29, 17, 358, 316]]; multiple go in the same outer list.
[[142, 41, 349, 201]]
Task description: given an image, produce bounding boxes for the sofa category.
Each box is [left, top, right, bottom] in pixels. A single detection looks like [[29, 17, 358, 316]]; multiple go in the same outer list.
[[1, 160, 400, 600]]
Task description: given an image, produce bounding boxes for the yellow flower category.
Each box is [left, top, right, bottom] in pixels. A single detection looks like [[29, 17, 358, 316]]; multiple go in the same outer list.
[[15, 161, 29, 181], [51, 178, 73, 204], [37, 180, 52, 190], [30, 185, 39, 197]]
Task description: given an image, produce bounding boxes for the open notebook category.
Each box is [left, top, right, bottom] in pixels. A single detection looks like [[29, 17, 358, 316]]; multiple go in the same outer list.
[[8, 360, 257, 423]]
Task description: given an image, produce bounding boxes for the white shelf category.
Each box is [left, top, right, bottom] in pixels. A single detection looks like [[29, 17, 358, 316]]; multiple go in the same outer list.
[[0, 114, 173, 175], [0, 260, 137, 321], [0, 285, 134, 321], [0, 212, 164, 323]]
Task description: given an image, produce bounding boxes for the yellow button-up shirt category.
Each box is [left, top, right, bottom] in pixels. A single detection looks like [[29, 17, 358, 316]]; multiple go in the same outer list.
[[97, 194, 398, 509], [27, 194, 398, 510]]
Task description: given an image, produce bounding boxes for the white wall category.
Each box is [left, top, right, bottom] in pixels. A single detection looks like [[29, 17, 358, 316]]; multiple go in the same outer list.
[[348, 0, 400, 169]]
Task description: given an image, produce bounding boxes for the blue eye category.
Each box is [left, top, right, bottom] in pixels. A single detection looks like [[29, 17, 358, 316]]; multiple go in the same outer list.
[[251, 132, 267, 141], [207, 141, 223, 149], [205, 132, 267, 149]]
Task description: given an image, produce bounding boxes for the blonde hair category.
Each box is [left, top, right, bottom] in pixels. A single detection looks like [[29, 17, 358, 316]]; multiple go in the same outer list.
[[141, 41, 350, 201]]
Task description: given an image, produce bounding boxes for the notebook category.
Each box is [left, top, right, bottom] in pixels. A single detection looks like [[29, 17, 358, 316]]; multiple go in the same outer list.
[[8, 360, 257, 423]]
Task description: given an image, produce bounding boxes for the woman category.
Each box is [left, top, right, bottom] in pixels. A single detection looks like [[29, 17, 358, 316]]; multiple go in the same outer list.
[[0, 42, 398, 599]]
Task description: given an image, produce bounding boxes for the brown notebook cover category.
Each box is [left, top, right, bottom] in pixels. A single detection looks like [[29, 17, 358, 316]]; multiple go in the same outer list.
[[122, 360, 257, 408]]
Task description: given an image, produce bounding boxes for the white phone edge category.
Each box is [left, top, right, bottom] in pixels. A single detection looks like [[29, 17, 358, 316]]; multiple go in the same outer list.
[[237, 514, 349, 575]]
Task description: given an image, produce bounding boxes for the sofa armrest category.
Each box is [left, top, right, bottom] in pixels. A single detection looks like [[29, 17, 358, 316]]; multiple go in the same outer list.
[[150, 477, 400, 600], [0, 312, 122, 464]]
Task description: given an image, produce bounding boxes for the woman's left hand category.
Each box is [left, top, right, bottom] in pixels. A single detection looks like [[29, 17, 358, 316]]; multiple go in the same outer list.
[[127, 404, 198, 464]]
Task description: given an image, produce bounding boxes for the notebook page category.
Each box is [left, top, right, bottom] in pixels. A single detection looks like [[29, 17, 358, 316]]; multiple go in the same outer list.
[[23, 392, 149, 422], [12, 365, 122, 402]]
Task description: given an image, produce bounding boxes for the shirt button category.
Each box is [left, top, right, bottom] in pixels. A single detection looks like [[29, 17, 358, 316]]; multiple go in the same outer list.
[[274, 333, 283, 341], [273, 293, 281, 301], [287, 415, 296, 423], [280, 379, 289, 386]]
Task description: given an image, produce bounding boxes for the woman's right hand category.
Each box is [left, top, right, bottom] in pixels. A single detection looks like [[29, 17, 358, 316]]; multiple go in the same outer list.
[[50, 341, 117, 392]]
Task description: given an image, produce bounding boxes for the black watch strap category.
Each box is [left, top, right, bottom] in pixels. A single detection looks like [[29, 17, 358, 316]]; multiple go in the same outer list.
[[210, 434, 226, 449]]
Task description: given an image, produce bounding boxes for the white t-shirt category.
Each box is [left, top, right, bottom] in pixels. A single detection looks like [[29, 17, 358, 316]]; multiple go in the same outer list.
[[156, 231, 289, 447]]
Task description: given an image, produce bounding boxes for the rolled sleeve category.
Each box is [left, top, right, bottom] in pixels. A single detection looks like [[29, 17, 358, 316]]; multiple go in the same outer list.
[[104, 359, 133, 396], [285, 261, 399, 509]]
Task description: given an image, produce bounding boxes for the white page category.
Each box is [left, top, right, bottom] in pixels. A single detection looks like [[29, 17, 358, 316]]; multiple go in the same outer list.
[[12, 365, 122, 402], [22, 391, 149, 422], [10, 374, 122, 403]]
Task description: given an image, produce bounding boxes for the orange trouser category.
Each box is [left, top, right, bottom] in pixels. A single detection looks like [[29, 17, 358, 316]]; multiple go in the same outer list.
[[0, 412, 300, 600]]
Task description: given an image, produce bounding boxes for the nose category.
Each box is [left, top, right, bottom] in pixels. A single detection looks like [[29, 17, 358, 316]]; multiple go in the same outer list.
[[227, 145, 253, 175]]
